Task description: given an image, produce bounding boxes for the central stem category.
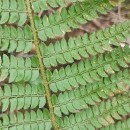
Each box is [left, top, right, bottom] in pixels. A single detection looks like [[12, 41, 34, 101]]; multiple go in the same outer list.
[[25, 0, 59, 129]]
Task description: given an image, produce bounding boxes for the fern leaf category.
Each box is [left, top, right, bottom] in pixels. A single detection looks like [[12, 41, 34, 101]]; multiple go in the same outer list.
[[57, 92, 130, 129], [0, 0, 130, 129], [32, 0, 86, 12], [52, 69, 130, 117], [49, 46, 130, 92], [0, 55, 39, 82], [0, 0, 27, 26], [0, 25, 33, 53], [0, 83, 46, 112], [42, 21, 130, 68], [0, 109, 52, 130], [35, 0, 113, 41]]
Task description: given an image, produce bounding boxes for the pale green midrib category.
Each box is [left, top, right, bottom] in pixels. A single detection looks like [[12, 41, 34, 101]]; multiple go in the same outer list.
[[62, 95, 130, 129], [1, 10, 26, 13], [1, 118, 51, 129], [53, 76, 130, 107], [50, 53, 129, 83], [25, 0, 59, 130], [0, 37, 33, 42], [0, 94, 44, 99], [0, 67, 39, 70]]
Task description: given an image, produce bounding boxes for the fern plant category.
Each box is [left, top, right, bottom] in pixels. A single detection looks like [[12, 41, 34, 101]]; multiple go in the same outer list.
[[0, 0, 130, 130]]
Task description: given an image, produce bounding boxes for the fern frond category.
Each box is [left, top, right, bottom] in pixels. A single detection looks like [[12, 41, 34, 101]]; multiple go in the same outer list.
[[52, 69, 130, 117], [35, 0, 113, 41], [49, 46, 130, 92], [32, 0, 86, 12], [0, 54, 39, 82], [58, 92, 130, 130], [0, 0, 129, 129], [42, 21, 130, 68], [0, 83, 46, 112], [101, 118, 130, 130], [0, 25, 33, 53], [0, 109, 52, 130], [0, 0, 27, 26]]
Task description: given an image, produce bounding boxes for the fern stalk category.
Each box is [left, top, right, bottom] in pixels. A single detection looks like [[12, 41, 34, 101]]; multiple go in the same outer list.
[[25, 0, 59, 129]]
